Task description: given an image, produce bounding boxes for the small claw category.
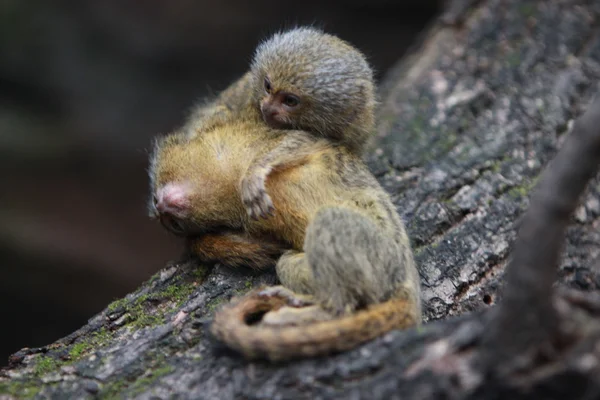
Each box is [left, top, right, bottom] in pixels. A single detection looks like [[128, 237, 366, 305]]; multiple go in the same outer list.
[[258, 286, 289, 298], [253, 204, 263, 220], [259, 204, 269, 219], [241, 173, 277, 220], [257, 286, 313, 306], [265, 195, 274, 210], [286, 297, 303, 307], [259, 195, 275, 219]]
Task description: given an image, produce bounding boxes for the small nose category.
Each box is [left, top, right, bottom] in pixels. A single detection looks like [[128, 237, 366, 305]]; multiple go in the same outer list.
[[261, 100, 278, 116], [155, 196, 168, 214], [266, 108, 278, 119], [262, 107, 280, 126], [154, 183, 190, 217]]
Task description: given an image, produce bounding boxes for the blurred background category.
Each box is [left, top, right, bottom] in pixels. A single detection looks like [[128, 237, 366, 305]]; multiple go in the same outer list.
[[0, 0, 441, 363]]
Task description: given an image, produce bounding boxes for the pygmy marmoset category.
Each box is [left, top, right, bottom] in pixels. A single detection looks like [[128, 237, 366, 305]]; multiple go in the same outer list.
[[149, 117, 421, 360]]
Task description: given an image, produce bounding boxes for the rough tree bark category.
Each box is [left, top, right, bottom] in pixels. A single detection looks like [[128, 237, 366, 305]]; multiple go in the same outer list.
[[2, 0, 600, 398]]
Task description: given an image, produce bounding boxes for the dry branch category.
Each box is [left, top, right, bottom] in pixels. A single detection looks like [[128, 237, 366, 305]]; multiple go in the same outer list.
[[483, 94, 600, 374]]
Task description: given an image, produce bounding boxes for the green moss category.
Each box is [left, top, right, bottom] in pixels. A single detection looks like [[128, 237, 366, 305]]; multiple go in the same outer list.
[[122, 282, 196, 329], [69, 342, 89, 360], [66, 328, 113, 362], [107, 297, 128, 313], [156, 282, 196, 307], [508, 186, 526, 198], [105, 267, 206, 331], [105, 292, 163, 330], [191, 266, 209, 281], [508, 177, 538, 199], [157, 284, 181, 299], [132, 313, 164, 329], [68, 329, 109, 362], [33, 355, 62, 376], [207, 297, 226, 313], [148, 271, 160, 284], [136, 293, 150, 304], [129, 365, 175, 396], [0, 381, 41, 399], [128, 306, 159, 329], [92, 327, 113, 345], [491, 161, 501, 173]]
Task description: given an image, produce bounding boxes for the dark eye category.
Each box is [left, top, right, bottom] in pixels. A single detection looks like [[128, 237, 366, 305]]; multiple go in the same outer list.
[[283, 95, 300, 108], [264, 77, 272, 94], [160, 214, 186, 236], [170, 218, 185, 234]]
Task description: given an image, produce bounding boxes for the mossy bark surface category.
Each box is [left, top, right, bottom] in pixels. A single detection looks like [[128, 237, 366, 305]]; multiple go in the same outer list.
[[2, 0, 600, 398]]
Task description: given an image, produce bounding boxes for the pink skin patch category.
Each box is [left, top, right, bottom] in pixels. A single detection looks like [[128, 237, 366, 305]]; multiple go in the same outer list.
[[155, 182, 191, 219]]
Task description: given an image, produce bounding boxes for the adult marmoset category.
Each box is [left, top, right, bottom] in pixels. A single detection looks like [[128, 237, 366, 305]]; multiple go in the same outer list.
[[148, 115, 421, 360]]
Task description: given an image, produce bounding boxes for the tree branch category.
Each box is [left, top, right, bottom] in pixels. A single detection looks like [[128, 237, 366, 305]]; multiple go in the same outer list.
[[483, 94, 600, 373]]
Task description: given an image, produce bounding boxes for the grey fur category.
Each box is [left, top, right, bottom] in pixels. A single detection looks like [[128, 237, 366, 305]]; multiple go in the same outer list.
[[250, 27, 377, 154], [275, 203, 421, 318]]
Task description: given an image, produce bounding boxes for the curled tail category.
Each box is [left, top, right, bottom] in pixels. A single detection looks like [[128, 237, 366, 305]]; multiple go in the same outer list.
[[211, 205, 421, 361], [210, 289, 419, 361]]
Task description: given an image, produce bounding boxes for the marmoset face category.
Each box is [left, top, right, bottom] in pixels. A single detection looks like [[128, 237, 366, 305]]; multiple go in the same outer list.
[[259, 75, 303, 129]]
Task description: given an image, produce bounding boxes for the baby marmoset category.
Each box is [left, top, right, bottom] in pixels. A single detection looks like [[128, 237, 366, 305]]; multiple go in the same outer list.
[[149, 122, 420, 361]]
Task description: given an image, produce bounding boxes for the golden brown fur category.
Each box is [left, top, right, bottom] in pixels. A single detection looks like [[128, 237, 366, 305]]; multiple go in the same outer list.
[[148, 117, 422, 360]]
